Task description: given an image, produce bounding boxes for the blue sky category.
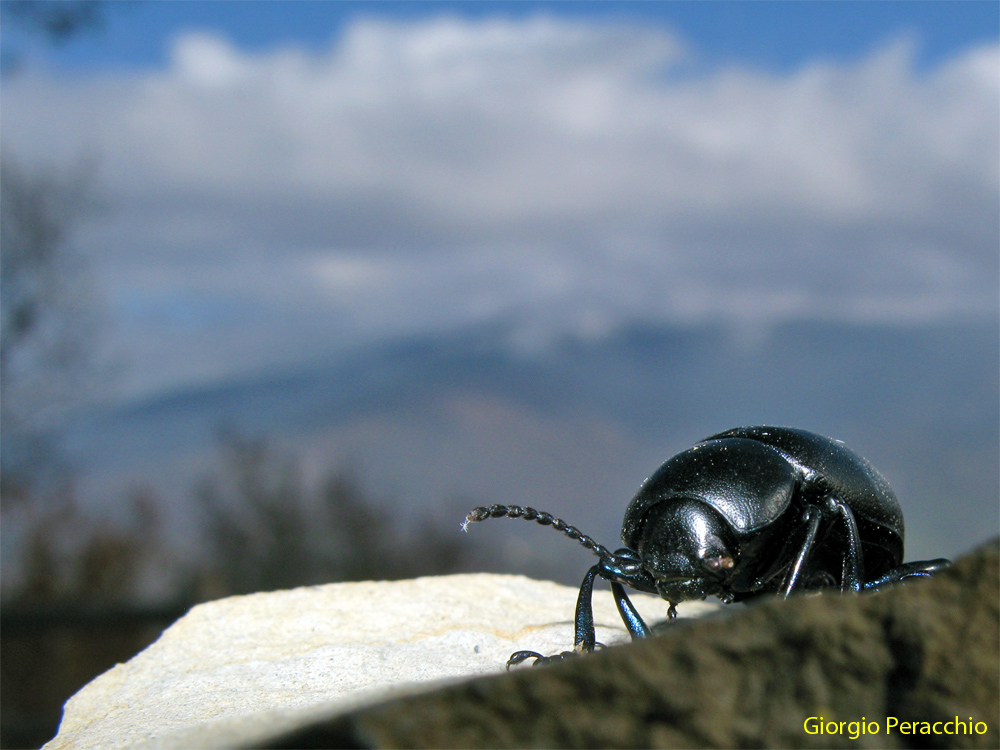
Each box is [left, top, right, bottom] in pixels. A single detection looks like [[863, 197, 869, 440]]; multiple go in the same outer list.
[[6, 1, 999, 75], [2, 1, 997, 402]]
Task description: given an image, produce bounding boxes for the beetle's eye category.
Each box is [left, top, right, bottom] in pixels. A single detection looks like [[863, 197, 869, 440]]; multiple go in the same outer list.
[[698, 534, 735, 572], [703, 555, 735, 571]]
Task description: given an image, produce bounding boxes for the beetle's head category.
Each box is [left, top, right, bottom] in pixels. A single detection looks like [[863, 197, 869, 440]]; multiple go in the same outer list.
[[636, 498, 738, 602]]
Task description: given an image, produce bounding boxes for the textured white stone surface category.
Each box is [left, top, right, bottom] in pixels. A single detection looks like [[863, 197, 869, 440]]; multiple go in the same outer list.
[[44, 573, 721, 749]]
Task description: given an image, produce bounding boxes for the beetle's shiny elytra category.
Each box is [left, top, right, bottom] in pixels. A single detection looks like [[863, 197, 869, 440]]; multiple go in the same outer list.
[[464, 426, 951, 668]]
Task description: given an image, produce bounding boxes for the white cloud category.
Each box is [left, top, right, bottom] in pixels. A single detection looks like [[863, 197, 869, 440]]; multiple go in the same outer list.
[[1, 15, 996, 398], [172, 33, 248, 88]]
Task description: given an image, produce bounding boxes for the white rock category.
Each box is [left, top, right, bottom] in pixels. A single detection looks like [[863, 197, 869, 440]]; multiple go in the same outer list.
[[44, 573, 721, 750]]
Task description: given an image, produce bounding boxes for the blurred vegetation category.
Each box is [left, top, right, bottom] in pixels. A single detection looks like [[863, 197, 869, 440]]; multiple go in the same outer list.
[[1, 487, 175, 750], [2, 31, 129, 735], [0, 159, 476, 747], [1, 8, 478, 747], [0, 89, 474, 750], [196, 429, 469, 597], [3, 426, 476, 750]]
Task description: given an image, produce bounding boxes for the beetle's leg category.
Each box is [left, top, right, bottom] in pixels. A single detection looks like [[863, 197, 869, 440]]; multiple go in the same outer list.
[[609, 581, 651, 640], [781, 506, 822, 597], [573, 564, 602, 652], [831, 498, 865, 592], [862, 558, 952, 592], [506, 564, 602, 668]]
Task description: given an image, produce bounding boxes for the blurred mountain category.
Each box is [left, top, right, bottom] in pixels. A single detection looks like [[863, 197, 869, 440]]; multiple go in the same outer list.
[[61, 319, 998, 584]]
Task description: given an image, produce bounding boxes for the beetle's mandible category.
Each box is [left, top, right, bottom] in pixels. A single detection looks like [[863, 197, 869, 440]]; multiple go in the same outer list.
[[463, 426, 951, 668]]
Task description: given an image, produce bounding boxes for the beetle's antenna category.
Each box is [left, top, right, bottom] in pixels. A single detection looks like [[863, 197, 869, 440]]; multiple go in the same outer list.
[[463, 504, 614, 562]]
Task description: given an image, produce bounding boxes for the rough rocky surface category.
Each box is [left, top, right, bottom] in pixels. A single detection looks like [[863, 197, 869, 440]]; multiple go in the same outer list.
[[43, 574, 712, 749], [265, 540, 999, 749]]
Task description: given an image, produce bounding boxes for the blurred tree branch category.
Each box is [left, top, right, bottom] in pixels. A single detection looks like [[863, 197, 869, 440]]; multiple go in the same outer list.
[[2, 1, 105, 42], [0, 0, 120, 76], [0, 157, 102, 507]]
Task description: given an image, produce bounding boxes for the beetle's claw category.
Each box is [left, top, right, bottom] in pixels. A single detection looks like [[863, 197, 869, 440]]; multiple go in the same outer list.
[[506, 650, 543, 669], [506, 649, 576, 670]]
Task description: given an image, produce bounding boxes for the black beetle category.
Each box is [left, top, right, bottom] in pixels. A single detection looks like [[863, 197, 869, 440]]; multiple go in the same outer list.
[[464, 426, 951, 667]]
